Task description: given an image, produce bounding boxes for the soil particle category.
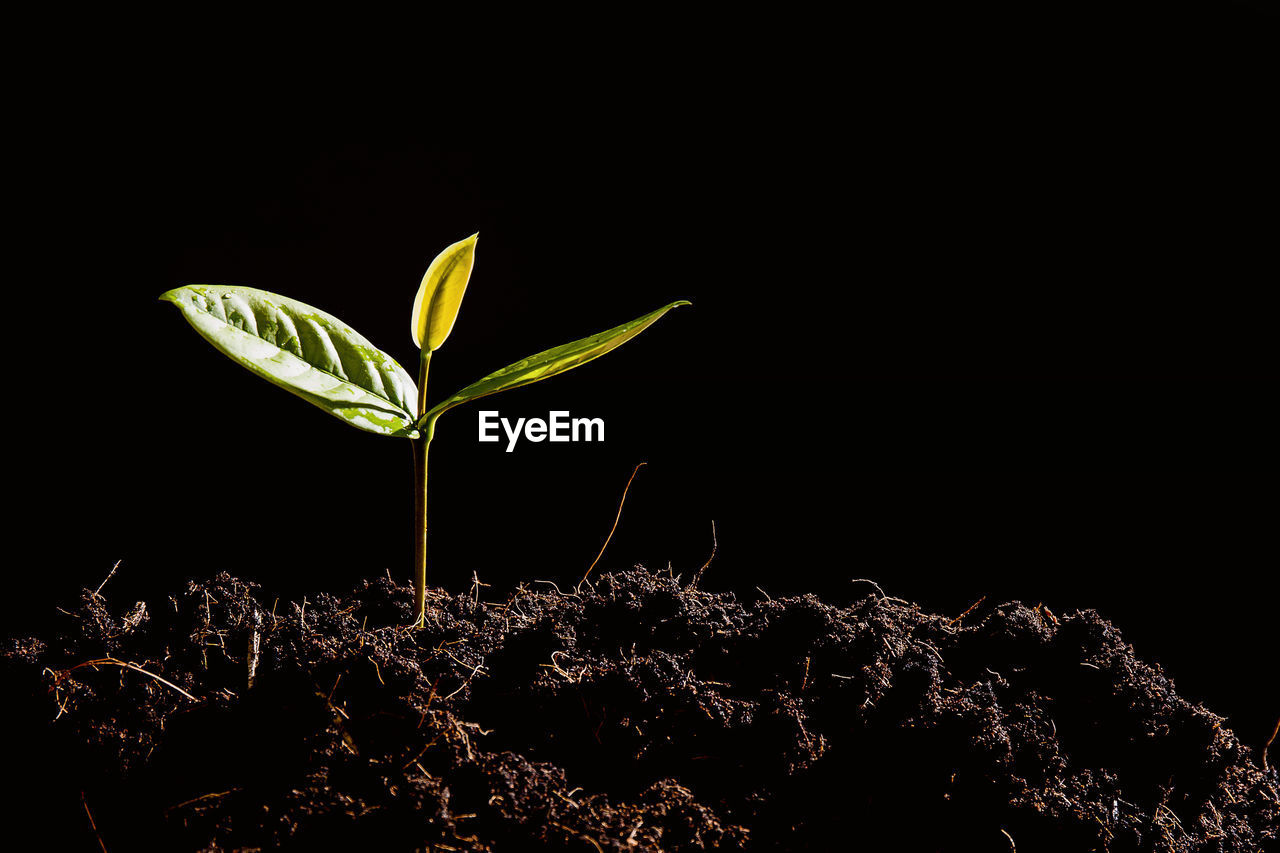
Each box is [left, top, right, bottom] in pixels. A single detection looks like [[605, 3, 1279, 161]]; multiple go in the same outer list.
[[5, 570, 1277, 851]]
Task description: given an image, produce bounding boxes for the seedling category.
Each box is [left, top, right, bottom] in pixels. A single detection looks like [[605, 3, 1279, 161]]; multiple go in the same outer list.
[[162, 235, 689, 626]]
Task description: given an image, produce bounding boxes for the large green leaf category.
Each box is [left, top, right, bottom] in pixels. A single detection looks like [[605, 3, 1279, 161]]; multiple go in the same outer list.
[[422, 300, 690, 425], [161, 284, 419, 437]]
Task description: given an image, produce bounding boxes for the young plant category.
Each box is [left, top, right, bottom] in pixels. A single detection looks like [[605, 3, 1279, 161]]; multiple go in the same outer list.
[[161, 235, 689, 626]]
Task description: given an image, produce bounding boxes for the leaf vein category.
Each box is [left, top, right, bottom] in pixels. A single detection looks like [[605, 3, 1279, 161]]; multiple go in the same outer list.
[[185, 294, 414, 419]]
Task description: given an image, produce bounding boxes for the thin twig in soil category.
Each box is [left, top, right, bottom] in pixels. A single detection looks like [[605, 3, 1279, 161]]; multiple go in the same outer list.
[[166, 788, 242, 813], [949, 595, 987, 626], [81, 791, 109, 852], [442, 656, 488, 701], [93, 560, 122, 598], [553, 789, 582, 809], [535, 579, 576, 597], [1263, 715, 1280, 770], [849, 578, 887, 600], [247, 610, 261, 689], [200, 590, 214, 670], [470, 570, 490, 605], [423, 676, 441, 712], [314, 683, 357, 750], [691, 520, 717, 588], [402, 735, 442, 770], [58, 658, 200, 703], [45, 667, 71, 719], [541, 650, 582, 682], [916, 639, 946, 663], [578, 462, 646, 591], [451, 717, 475, 760]]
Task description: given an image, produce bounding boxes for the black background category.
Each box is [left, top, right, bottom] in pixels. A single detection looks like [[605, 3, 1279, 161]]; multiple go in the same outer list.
[[8, 2, 1276, 752]]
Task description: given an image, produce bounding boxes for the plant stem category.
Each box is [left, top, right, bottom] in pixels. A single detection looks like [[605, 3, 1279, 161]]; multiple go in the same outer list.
[[412, 351, 433, 627]]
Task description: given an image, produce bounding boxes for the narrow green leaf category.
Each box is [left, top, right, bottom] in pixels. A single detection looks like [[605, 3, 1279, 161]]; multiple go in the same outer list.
[[423, 300, 690, 424], [411, 233, 478, 351], [161, 285, 419, 437]]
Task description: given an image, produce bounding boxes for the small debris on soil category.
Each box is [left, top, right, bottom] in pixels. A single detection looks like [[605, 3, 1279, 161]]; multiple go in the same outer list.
[[5, 570, 1277, 851]]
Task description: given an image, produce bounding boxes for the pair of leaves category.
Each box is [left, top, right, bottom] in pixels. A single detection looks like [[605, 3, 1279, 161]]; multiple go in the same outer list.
[[162, 238, 689, 437]]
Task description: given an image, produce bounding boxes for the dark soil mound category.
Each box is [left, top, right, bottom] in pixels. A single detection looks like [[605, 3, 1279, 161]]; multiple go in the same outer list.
[[5, 570, 1277, 851]]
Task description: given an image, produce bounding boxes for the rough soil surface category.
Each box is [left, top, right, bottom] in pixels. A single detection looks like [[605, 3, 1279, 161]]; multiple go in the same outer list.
[[5, 570, 1277, 852]]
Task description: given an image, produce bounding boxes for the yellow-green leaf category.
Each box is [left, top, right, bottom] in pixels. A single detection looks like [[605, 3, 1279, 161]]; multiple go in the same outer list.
[[421, 300, 690, 426], [411, 233, 478, 351]]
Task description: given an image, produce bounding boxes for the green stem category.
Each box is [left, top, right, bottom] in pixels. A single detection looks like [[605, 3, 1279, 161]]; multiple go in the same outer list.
[[411, 351, 433, 627]]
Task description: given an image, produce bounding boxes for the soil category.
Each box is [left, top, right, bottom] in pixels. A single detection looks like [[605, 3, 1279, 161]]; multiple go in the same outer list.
[[5, 569, 1277, 852]]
